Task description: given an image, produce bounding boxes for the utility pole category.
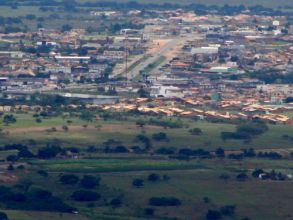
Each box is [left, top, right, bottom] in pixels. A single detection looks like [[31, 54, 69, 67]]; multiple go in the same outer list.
[[124, 33, 128, 81]]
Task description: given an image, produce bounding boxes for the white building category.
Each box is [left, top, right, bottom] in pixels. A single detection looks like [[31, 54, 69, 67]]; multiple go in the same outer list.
[[151, 85, 184, 98], [45, 65, 71, 74], [257, 84, 293, 96], [55, 56, 91, 64], [191, 46, 219, 55]]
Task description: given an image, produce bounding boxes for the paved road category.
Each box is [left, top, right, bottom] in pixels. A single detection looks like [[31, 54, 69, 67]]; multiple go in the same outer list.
[[126, 38, 183, 80], [125, 34, 203, 80]]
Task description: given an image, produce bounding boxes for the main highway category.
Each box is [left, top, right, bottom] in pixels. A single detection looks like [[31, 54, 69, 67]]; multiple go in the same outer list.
[[125, 33, 203, 80]]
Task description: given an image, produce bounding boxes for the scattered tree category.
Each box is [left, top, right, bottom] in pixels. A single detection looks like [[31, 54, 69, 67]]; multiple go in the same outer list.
[[206, 210, 222, 220], [60, 174, 79, 185], [148, 173, 160, 182], [149, 197, 181, 206], [132, 178, 144, 188], [80, 175, 100, 189], [0, 212, 8, 220], [189, 128, 202, 135], [71, 190, 100, 202]]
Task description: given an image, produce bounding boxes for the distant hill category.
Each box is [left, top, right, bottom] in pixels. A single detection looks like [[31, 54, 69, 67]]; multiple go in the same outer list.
[[3, 0, 293, 9], [77, 0, 293, 8]]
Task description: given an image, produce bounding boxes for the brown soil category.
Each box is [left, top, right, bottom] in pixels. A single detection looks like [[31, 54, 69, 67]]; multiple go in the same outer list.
[[0, 173, 19, 183]]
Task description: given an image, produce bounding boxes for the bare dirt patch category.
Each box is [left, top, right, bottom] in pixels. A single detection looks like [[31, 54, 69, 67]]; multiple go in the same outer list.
[[0, 173, 19, 183], [147, 39, 170, 54]]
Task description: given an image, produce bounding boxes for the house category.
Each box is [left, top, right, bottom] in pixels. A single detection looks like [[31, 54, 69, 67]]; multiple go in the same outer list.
[[45, 65, 71, 74], [208, 66, 238, 74], [55, 56, 91, 64], [60, 93, 119, 105], [103, 50, 126, 60], [150, 85, 184, 98], [191, 46, 219, 55]]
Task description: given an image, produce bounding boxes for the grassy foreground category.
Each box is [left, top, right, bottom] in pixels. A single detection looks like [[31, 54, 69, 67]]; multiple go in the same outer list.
[[0, 111, 292, 220], [3, 157, 291, 220]]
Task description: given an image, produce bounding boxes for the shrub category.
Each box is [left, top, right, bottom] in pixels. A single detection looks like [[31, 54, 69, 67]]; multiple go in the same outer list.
[[252, 168, 264, 178], [215, 148, 225, 158], [60, 174, 79, 185], [237, 121, 268, 136], [206, 210, 222, 220], [221, 131, 250, 140], [135, 134, 151, 149], [152, 132, 168, 141], [144, 208, 155, 216], [0, 212, 8, 220], [7, 164, 14, 171], [114, 146, 129, 153], [71, 190, 100, 202], [3, 114, 16, 125], [178, 148, 211, 158], [28, 187, 52, 200], [80, 175, 100, 189], [36, 118, 42, 123], [148, 118, 184, 128], [17, 165, 25, 170], [228, 153, 243, 160], [189, 128, 202, 135], [18, 149, 34, 158], [203, 197, 210, 203], [132, 178, 144, 188], [155, 147, 176, 155], [38, 146, 62, 159], [236, 173, 248, 181], [257, 152, 282, 159], [220, 205, 236, 216], [110, 198, 122, 207], [242, 148, 256, 157], [148, 173, 160, 182], [6, 155, 18, 162], [219, 174, 230, 180], [149, 197, 181, 206], [37, 170, 48, 177]]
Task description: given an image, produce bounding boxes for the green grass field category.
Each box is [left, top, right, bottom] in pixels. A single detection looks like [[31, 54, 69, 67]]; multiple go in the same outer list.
[[29, 156, 293, 174], [0, 112, 292, 220], [0, 210, 91, 220], [30, 157, 206, 173], [0, 6, 105, 31], [5, 157, 291, 220], [1, 112, 293, 151]]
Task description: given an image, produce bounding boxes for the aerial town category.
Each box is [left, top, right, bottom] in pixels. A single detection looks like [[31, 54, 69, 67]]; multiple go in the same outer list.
[[0, 9, 293, 124], [0, 1, 292, 220]]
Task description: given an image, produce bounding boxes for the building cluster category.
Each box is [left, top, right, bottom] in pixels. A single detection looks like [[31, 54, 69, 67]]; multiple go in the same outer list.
[[0, 8, 292, 124]]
